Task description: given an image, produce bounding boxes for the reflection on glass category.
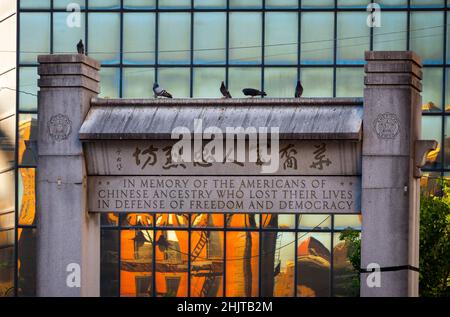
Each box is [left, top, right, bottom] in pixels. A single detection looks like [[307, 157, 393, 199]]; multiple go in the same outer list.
[[228, 68, 261, 99], [123, 0, 156, 9], [297, 232, 331, 297], [0, 115, 15, 171], [191, 214, 224, 228], [20, 13, 51, 64], [155, 230, 188, 297], [190, 231, 224, 297], [410, 12, 444, 64], [121, 230, 153, 297], [123, 13, 155, 64], [301, 0, 334, 7], [0, 70, 15, 118], [53, 12, 85, 54], [373, 12, 407, 51], [411, 0, 444, 7], [264, 68, 297, 97], [444, 117, 450, 168], [17, 228, 36, 296], [334, 215, 362, 230], [101, 230, 119, 297], [0, 171, 14, 214], [266, 0, 298, 8], [88, 13, 120, 64], [18, 168, 36, 226], [421, 67, 443, 112], [298, 214, 331, 230], [194, 0, 227, 8], [229, 13, 262, 65], [261, 232, 295, 297], [18, 114, 37, 166], [121, 213, 153, 227], [19, 67, 38, 112], [156, 214, 189, 227], [377, 0, 407, 7], [159, 13, 190, 64], [193, 68, 226, 98], [20, 0, 50, 8], [336, 12, 369, 64], [333, 232, 359, 297], [226, 213, 259, 229], [158, 68, 190, 98], [159, 0, 191, 9], [261, 214, 295, 229], [101, 213, 119, 226], [301, 12, 334, 64], [422, 116, 442, 169], [99, 67, 120, 98], [53, 0, 86, 9], [265, 12, 297, 65], [337, 0, 370, 8], [300, 68, 333, 97], [420, 172, 442, 197], [193, 13, 226, 64], [123, 68, 155, 98], [88, 0, 120, 9], [336, 67, 364, 97], [226, 231, 259, 297], [229, 0, 262, 8], [0, 229, 14, 296]]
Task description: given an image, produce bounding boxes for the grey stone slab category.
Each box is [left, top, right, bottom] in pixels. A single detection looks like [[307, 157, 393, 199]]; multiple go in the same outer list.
[[364, 51, 422, 67], [38, 75, 99, 93], [362, 156, 411, 189], [38, 54, 101, 70], [360, 270, 418, 297], [38, 63, 100, 82], [365, 73, 422, 92], [364, 61, 422, 79]]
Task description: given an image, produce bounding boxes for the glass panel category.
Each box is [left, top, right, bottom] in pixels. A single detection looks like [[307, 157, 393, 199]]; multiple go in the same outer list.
[[300, 67, 333, 97], [298, 214, 331, 230], [20, 13, 51, 64], [155, 230, 188, 297], [159, 13, 191, 64], [422, 116, 442, 169], [301, 12, 334, 65], [336, 12, 369, 64], [191, 214, 224, 228], [155, 214, 189, 227], [337, 0, 370, 8], [193, 13, 226, 64], [158, 68, 190, 98], [194, 0, 227, 9], [88, 13, 120, 64], [0, 115, 15, 171], [53, 12, 86, 55], [192, 68, 226, 98], [159, 0, 191, 9], [20, 0, 50, 9], [333, 232, 360, 297], [336, 67, 364, 97], [228, 67, 261, 99], [378, 0, 407, 7], [421, 172, 442, 197], [0, 69, 16, 118], [261, 232, 295, 297], [101, 229, 119, 297], [0, 229, 14, 297], [226, 214, 259, 229], [18, 113, 37, 167], [447, 12, 450, 63], [0, 212, 13, 229], [264, 67, 297, 98], [302, 0, 334, 7], [229, 0, 262, 8], [373, 12, 407, 51], [225, 231, 259, 297], [121, 230, 153, 297], [190, 230, 224, 297], [261, 214, 295, 229], [446, 68, 450, 111], [297, 232, 331, 297], [124, 0, 156, 9], [19, 67, 38, 112], [89, 0, 120, 9], [229, 13, 262, 65], [0, 15, 16, 75], [123, 68, 155, 98], [0, 171, 14, 214], [266, 0, 298, 8], [121, 213, 153, 227], [99, 67, 120, 98], [443, 117, 450, 168], [411, 0, 444, 7], [101, 213, 119, 226], [410, 12, 444, 64], [54, 0, 86, 9], [18, 168, 36, 226], [265, 12, 297, 65], [421, 67, 443, 112], [123, 13, 156, 64], [334, 215, 362, 231], [17, 228, 36, 297]]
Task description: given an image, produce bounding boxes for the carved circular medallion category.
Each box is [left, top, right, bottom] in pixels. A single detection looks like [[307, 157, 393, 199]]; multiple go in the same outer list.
[[373, 112, 400, 139], [47, 113, 72, 142]]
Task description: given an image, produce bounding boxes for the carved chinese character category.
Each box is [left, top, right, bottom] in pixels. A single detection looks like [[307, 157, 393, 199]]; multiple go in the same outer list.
[[280, 144, 298, 170], [133, 145, 158, 170], [162, 145, 186, 170], [310, 143, 332, 170]]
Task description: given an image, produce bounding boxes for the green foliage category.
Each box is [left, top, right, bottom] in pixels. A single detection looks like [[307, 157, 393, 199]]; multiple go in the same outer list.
[[339, 228, 361, 295]]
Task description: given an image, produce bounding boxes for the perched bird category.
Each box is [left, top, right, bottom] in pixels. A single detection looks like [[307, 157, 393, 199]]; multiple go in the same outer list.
[[242, 88, 267, 98], [220, 81, 232, 98], [295, 80, 303, 98], [76, 39, 85, 55], [153, 83, 173, 99]]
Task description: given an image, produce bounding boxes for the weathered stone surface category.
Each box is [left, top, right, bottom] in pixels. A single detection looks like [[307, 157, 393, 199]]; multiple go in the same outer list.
[[364, 60, 422, 79], [362, 156, 411, 189], [360, 270, 418, 297], [38, 54, 101, 70], [364, 51, 422, 67]]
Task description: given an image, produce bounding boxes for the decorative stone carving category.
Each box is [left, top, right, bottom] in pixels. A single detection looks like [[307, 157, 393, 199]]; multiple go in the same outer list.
[[47, 113, 72, 142], [373, 112, 400, 139]]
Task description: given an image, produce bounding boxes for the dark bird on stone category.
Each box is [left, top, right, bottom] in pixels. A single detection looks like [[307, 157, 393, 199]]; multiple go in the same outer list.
[[77, 39, 85, 55], [220, 81, 232, 98], [295, 80, 303, 98], [153, 83, 173, 98], [242, 88, 267, 98]]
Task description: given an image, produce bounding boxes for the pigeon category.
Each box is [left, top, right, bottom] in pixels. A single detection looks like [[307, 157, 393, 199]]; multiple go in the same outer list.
[[220, 81, 232, 98], [153, 83, 173, 98], [242, 88, 267, 98], [295, 80, 303, 98], [76, 39, 85, 55]]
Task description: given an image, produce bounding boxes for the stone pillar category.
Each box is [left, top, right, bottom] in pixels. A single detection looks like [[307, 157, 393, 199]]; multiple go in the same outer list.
[[361, 51, 423, 297], [37, 55, 100, 296]]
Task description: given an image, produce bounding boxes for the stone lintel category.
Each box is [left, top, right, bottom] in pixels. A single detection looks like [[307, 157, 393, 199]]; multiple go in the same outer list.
[[38, 75, 100, 94], [38, 63, 100, 82], [365, 51, 422, 67], [364, 60, 422, 80], [364, 73, 422, 92], [38, 54, 101, 70]]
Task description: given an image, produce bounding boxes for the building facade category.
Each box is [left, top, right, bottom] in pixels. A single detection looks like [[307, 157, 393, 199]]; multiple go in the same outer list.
[[0, 0, 449, 297]]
